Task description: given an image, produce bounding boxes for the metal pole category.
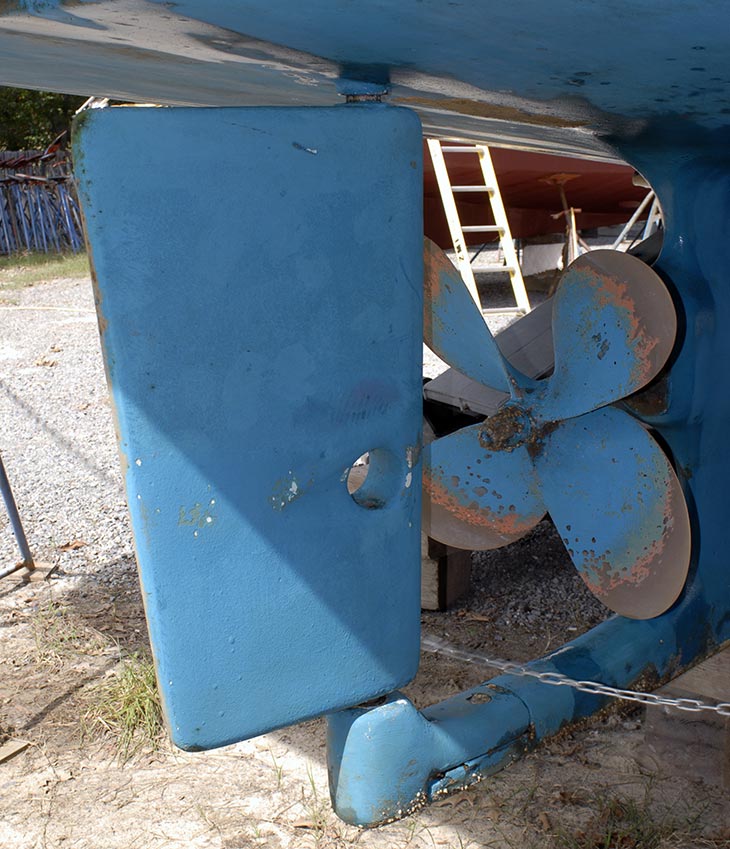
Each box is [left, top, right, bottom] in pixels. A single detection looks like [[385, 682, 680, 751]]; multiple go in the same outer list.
[[610, 190, 655, 250], [0, 453, 34, 577]]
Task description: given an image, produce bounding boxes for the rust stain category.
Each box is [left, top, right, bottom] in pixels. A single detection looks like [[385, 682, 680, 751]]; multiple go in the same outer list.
[[587, 270, 661, 388], [88, 258, 108, 336], [93, 255, 130, 480], [580, 480, 674, 598], [478, 404, 558, 460], [113, 429, 129, 478], [397, 97, 588, 129], [479, 405, 530, 452], [582, 543, 653, 598], [423, 238, 444, 348], [424, 468, 538, 538], [594, 334, 610, 360], [75, 181, 107, 339], [423, 236, 476, 352], [625, 374, 670, 417]]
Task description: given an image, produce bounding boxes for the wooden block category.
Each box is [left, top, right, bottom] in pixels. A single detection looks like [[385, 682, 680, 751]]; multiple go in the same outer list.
[[22, 562, 57, 583], [0, 739, 30, 763], [637, 647, 730, 787], [665, 649, 730, 703], [421, 532, 471, 611]]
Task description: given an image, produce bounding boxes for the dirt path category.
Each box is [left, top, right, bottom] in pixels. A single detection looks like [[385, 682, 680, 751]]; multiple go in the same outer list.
[[1, 276, 729, 848]]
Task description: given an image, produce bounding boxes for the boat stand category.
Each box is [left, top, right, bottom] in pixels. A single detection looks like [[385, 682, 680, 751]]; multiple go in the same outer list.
[[0, 453, 53, 582]]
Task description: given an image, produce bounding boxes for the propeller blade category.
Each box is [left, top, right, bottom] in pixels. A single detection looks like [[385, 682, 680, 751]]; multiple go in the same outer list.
[[534, 250, 677, 423], [423, 421, 545, 550], [534, 406, 691, 619], [423, 238, 511, 393]]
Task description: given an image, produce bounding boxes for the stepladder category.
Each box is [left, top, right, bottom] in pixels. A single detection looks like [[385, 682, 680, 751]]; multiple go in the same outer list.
[[427, 139, 531, 316]]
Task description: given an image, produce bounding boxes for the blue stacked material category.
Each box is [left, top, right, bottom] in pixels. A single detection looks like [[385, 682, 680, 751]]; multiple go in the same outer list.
[[0, 149, 83, 255]]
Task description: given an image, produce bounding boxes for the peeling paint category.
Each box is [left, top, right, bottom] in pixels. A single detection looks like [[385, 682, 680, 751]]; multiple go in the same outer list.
[[292, 141, 317, 154], [398, 96, 588, 129], [580, 466, 674, 598], [405, 442, 420, 469], [478, 404, 533, 453], [589, 268, 661, 388], [478, 403, 558, 461], [270, 473, 312, 511], [178, 502, 216, 529], [424, 469, 540, 543]]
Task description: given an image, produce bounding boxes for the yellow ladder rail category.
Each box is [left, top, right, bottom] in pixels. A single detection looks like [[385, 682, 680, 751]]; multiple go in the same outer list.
[[427, 139, 531, 317]]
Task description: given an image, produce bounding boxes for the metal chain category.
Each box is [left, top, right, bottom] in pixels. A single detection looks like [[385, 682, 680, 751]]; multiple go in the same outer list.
[[421, 634, 730, 717]]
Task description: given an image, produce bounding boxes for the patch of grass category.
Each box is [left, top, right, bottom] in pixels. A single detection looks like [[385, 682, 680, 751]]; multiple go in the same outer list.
[[554, 795, 660, 848], [552, 791, 705, 849], [31, 599, 107, 665], [0, 250, 89, 290], [269, 747, 284, 788], [452, 838, 477, 849], [302, 762, 330, 839], [292, 762, 353, 848], [84, 651, 164, 760]]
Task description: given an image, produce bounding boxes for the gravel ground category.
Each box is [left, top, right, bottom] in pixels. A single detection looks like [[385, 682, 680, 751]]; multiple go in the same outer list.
[[1, 273, 729, 848], [0, 279, 136, 588]]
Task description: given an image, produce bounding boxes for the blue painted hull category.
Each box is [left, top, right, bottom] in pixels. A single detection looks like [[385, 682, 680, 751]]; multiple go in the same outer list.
[[1, 1, 728, 156]]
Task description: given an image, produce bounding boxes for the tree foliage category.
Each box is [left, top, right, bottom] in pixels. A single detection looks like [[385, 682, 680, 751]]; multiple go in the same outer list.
[[0, 87, 86, 151]]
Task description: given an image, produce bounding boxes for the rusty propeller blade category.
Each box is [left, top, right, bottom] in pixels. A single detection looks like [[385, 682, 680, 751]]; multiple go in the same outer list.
[[422, 242, 689, 618], [423, 238, 511, 394], [423, 421, 545, 550], [533, 250, 677, 423], [533, 406, 691, 620]]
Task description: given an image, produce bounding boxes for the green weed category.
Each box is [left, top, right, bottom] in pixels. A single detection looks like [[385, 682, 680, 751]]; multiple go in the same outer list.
[[83, 650, 164, 759], [0, 251, 89, 289]]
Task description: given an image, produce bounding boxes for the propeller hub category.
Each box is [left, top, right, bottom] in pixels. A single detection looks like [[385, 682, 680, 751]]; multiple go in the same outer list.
[[478, 403, 535, 453]]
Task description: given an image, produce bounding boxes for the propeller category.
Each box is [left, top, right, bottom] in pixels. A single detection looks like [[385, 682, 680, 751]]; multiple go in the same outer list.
[[423, 239, 690, 620]]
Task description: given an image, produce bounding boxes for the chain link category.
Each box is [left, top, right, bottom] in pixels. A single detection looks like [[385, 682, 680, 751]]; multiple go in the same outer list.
[[421, 634, 730, 717]]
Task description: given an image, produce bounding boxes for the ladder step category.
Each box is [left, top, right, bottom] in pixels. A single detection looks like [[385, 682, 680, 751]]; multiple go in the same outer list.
[[482, 307, 527, 316], [452, 185, 495, 193], [479, 265, 516, 273], [427, 138, 531, 315]]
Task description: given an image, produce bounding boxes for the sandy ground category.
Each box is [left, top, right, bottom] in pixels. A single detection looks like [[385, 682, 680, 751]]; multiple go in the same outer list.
[[1, 275, 730, 848]]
